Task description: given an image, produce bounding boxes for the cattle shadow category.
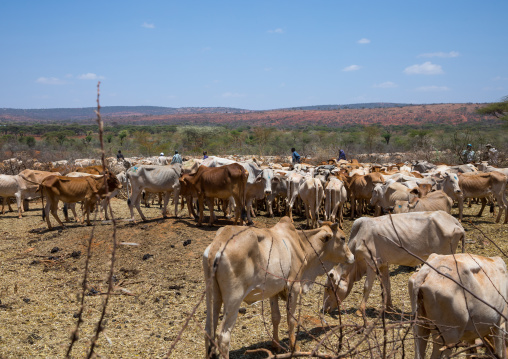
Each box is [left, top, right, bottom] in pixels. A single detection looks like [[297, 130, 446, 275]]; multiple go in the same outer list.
[[230, 325, 335, 358], [174, 216, 238, 232], [326, 307, 412, 321], [390, 265, 417, 277]]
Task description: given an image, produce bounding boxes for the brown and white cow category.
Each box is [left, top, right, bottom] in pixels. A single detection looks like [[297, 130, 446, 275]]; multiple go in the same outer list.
[[179, 163, 247, 226], [409, 253, 508, 359], [39, 173, 122, 229], [322, 211, 465, 314], [204, 217, 354, 358]]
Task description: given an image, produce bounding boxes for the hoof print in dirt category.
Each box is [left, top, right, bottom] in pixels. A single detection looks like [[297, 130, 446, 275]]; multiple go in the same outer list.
[[26, 333, 42, 345], [142, 253, 154, 261], [183, 239, 191, 247], [87, 287, 100, 296], [50, 247, 60, 253]]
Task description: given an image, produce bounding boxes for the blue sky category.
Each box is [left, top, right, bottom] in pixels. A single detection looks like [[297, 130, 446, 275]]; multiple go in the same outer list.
[[1, 1, 507, 110]]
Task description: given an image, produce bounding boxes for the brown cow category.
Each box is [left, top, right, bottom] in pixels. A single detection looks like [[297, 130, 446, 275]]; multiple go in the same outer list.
[[179, 163, 247, 226], [344, 172, 385, 218], [40, 172, 122, 229], [75, 165, 105, 175]]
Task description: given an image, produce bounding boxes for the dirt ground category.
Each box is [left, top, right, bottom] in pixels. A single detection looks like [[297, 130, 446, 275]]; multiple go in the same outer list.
[[0, 198, 507, 358]]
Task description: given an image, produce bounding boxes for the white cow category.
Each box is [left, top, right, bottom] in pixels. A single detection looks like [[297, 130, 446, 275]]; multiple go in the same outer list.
[[241, 161, 274, 224], [324, 177, 347, 228], [204, 217, 354, 358], [0, 174, 26, 218], [298, 177, 324, 229], [409, 253, 508, 359], [126, 163, 182, 221], [322, 211, 465, 314]]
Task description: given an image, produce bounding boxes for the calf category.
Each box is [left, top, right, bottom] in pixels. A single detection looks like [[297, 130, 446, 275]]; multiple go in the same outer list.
[[344, 172, 385, 219], [322, 211, 465, 314], [409, 253, 508, 359]]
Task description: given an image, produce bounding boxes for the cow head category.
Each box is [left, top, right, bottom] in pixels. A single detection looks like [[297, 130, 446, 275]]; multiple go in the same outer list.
[[317, 221, 354, 266], [257, 168, 274, 195], [322, 266, 351, 313], [443, 171, 462, 195], [106, 172, 122, 191]]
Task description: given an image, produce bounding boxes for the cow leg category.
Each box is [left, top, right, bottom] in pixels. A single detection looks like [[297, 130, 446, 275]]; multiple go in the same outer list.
[[413, 317, 430, 359], [359, 267, 376, 315], [15, 192, 22, 219], [477, 197, 487, 217], [266, 195, 274, 218], [287, 290, 300, 352], [161, 191, 170, 218], [172, 187, 180, 217], [380, 265, 393, 310], [457, 196, 464, 222], [245, 198, 254, 224], [498, 194, 508, 224], [338, 203, 344, 229], [197, 196, 205, 226], [350, 196, 356, 219], [217, 295, 244, 359], [67, 203, 79, 222], [304, 202, 310, 228], [204, 275, 223, 359], [45, 200, 53, 229], [132, 190, 147, 222], [49, 200, 65, 229], [207, 198, 217, 225], [1, 197, 5, 214], [269, 296, 282, 351]]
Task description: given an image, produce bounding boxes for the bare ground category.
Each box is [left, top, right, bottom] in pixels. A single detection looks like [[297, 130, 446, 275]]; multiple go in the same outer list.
[[1, 199, 507, 358]]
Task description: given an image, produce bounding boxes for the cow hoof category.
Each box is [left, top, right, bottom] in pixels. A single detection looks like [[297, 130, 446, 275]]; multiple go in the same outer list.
[[247, 221, 254, 226]]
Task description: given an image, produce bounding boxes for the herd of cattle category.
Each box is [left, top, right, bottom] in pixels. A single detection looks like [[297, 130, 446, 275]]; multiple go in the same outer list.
[[1, 155, 508, 358]]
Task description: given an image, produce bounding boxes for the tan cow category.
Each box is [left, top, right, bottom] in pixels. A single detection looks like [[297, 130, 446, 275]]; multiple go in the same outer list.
[[179, 163, 247, 226], [409, 253, 508, 359], [393, 190, 453, 214], [322, 211, 465, 314], [298, 177, 324, 228], [39, 173, 122, 229], [203, 217, 354, 358]]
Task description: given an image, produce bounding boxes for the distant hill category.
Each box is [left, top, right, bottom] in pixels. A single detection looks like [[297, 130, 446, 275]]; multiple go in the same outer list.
[[0, 103, 498, 128]]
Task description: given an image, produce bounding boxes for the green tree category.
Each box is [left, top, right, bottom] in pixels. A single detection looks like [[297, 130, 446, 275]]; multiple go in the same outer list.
[[118, 130, 128, 146], [477, 96, 508, 122], [363, 125, 381, 152], [106, 133, 114, 143]]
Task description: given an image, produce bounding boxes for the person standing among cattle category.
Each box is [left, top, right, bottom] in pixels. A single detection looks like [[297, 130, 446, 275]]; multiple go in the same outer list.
[[291, 147, 301, 165], [203, 151, 208, 159], [461, 144, 475, 163], [171, 150, 182, 164], [116, 150, 125, 161], [338, 149, 346, 161], [484, 143, 499, 165]]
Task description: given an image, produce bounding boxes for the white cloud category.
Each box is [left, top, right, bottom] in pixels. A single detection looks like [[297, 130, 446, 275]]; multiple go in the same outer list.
[[373, 81, 397, 88], [404, 62, 443, 75], [267, 28, 284, 34], [343, 65, 361, 72], [35, 77, 66, 85], [358, 38, 370, 44], [142, 22, 155, 29], [418, 51, 459, 58], [222, 92, 245, 98], [415, 85, 450, 92], [77, 73, 104, 80]]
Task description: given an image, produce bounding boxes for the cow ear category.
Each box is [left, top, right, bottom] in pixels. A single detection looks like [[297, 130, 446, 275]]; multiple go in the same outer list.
[[317, 220, 323, 227], [255, 174, 263, 183], [330, 222, 339, 232], [409, 188, 420, 196]]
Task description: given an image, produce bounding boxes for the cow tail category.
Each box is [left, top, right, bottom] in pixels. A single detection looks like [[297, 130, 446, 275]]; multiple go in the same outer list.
[[40, 185, 45, 221], [315, 179, 320, 221], [126, 172, 132, 205]]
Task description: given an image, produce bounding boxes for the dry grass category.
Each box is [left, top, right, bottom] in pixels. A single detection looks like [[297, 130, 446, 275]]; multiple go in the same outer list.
[[0, 199, 507, 358]]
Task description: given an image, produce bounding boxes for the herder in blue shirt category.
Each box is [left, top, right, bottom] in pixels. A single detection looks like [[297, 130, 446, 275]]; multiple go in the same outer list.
[[291, 148, 301, 165], [171, 150, 183, 164], [338, 149, 346, 161]]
